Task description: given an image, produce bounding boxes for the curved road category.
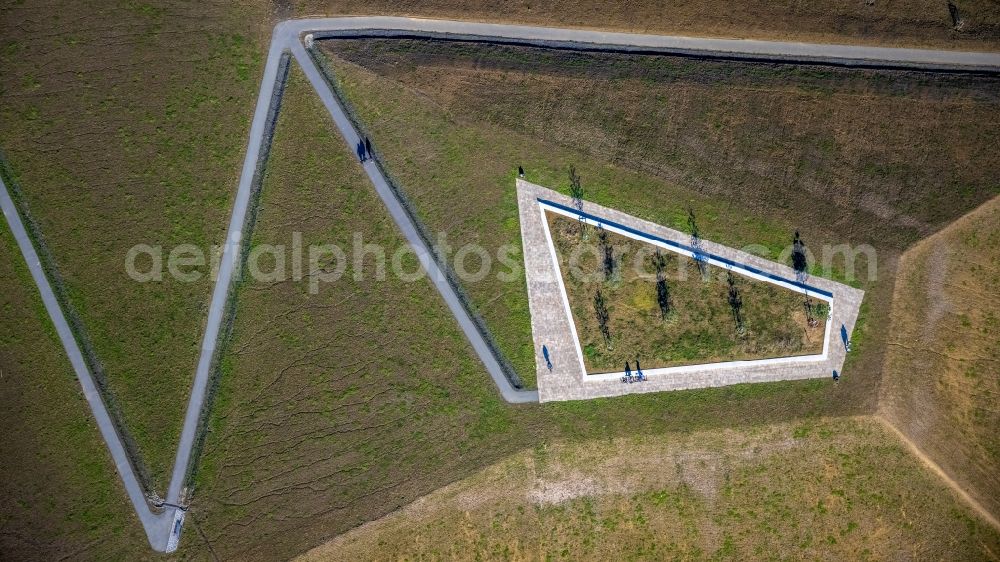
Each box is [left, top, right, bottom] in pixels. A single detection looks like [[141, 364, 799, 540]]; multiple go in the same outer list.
[[2, 16, 998, 553]]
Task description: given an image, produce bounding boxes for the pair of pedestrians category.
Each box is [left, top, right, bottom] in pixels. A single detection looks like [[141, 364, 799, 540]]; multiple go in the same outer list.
[[622, 360, 646, 383], [356, 137, 373, 162]]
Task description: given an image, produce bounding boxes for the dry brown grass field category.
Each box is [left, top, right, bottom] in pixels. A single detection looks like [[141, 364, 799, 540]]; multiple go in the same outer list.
[[15, 0, 973, 501], [183, 66, 499, 559], [324, 39, 1000, 252], [881, 194, 1000, 522], [299, 417, 1000, 561], [167, 45, 998, 555]]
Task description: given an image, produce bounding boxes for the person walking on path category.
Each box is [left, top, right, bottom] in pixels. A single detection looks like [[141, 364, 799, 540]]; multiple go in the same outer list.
[[635, 359, 644, 381], [356, 140, 366, 162], [625, 361, 632, 381], [364, 137, 373, 160]]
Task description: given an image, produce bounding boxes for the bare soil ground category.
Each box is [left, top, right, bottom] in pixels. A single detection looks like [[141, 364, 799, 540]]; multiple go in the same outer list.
[[298, 416, 1000, 561], [547, 214, 823, 372], [880, 194, 1000, 522]]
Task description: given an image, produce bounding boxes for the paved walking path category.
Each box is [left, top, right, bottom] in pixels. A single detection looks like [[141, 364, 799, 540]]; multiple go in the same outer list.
[[1, 16, 995, 553]]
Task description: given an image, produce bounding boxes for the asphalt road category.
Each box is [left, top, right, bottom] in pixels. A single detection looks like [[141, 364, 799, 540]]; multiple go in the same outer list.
[[2, 16, 997, 553]]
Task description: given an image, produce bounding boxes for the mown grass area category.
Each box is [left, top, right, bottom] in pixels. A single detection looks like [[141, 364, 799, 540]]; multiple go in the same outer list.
[[0, 223, 153, 560], [547, 214, 823, 372], [316, 42, 905, 395], [0, 1, 270, 489], [881, 194, 1000, 521], [299, 416, 1000, 561], [319, 38, 1000, 398], [180, 63, 880, 561]]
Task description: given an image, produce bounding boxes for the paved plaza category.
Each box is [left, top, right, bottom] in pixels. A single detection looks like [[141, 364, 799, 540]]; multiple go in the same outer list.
[[516, 179, 865, 402]]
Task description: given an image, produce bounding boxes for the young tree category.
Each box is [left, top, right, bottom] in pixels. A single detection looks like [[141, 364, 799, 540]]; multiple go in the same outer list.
[[687, 207, 708, 278], [727, 271, 745, 335], [594, 289, 611, 346], [569, 165, 584, 212], [791, 230, 808, 281], [814, 301, 830, 322], [596, 224, 614, 280], [568, 165, 585, 236], [948, 1, 965, 29], [651, 250, 672, 319], [803, 296, 829, 328], [687, 207, 700, 241]]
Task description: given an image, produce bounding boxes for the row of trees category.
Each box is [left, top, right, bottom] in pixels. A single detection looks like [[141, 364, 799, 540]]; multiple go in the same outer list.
[[574, 164, 816, 347], [569, 166, 613, 346], [570, 167, 619, 347], [594, 255, 747, 347]]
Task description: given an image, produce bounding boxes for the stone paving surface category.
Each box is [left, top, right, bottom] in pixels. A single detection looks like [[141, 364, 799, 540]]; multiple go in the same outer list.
[[516, 179, 865, 403]]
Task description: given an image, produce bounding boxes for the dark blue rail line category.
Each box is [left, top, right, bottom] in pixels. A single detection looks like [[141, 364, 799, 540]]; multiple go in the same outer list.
[[538, 198, 834, 299]]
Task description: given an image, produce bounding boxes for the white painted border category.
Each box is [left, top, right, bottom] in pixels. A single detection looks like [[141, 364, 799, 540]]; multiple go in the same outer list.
[[537, 200, 833, 382]]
